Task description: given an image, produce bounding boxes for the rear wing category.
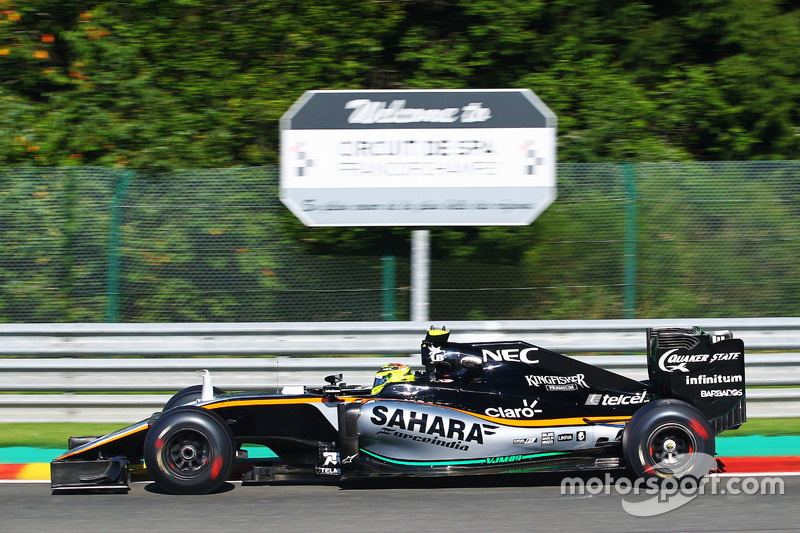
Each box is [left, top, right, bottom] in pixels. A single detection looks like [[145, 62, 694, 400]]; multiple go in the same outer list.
[[646, 327, 746, 435]]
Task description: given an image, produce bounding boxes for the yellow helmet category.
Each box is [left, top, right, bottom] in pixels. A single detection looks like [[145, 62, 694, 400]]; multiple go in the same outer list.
[[371, 363, 414, 395]]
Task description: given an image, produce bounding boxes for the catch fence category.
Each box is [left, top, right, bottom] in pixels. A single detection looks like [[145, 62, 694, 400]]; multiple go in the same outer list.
[[2, 162, 800, 322]]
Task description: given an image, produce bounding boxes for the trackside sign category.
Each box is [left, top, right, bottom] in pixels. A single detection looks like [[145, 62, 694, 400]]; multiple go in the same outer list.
[[280, 89, 556, 226]]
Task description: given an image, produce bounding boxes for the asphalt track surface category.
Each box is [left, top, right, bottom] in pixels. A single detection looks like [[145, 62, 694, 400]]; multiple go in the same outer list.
[[2, 474, 798, 532]]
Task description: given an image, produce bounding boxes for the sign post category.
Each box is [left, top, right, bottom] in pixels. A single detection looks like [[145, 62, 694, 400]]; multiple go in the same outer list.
[[280, 89, 556, 320]]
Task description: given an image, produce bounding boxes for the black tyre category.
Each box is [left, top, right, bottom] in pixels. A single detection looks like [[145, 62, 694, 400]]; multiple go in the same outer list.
[[622, 399, 715, 480], [144, 406, 235, 494], [163, 385, 225, 412]]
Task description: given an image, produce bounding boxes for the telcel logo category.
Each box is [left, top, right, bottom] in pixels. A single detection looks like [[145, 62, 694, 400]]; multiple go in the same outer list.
[[585, 391, 648, 406]]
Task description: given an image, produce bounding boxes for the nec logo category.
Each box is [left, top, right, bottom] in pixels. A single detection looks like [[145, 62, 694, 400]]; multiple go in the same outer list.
[[482, 348, 539, 365]]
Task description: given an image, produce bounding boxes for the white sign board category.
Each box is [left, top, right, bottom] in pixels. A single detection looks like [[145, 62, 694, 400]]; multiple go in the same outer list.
[[280, 89, 556, 226]]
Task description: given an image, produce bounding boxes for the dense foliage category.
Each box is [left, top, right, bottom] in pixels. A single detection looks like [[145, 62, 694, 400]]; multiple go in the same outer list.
[[3, 163, 799, 322], [3, 1, 800, 322], [2, 0, 800, 168]]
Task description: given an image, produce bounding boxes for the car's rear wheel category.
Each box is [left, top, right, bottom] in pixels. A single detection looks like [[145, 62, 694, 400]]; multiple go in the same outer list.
[[163, 385, 225, 411], [144, 406, 235, 494], [622, 399, 715, 480]]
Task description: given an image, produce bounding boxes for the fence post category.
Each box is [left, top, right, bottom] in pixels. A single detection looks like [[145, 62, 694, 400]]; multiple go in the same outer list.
[[60, 169, 79, 320], [622, 162, 637, 319], [382, 230, 396, 320], [105, 170, 134, 322], [411, 229, 430, 322]]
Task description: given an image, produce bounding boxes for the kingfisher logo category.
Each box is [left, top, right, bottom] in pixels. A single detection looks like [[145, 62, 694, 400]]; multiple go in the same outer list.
[[525, 374, 588, 390]]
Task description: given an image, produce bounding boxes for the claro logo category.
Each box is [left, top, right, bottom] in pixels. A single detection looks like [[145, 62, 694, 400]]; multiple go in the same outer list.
[[485, 399, 542, 419], [482, 347, 539, 365]]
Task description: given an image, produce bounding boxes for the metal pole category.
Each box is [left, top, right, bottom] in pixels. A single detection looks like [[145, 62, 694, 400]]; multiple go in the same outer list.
[[622, 162, 637, 319], [105, 170, 134, 322], [60, 169, 79, 321], [411, 229, 430, 323], [381, 230, 396, 321]]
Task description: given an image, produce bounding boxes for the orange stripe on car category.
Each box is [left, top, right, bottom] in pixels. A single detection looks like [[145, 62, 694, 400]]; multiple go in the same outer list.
[[450, 408, 631, 427], [362, 399, 631, 427], [204, 396, 362, 409], [56, 423, 149, 460]]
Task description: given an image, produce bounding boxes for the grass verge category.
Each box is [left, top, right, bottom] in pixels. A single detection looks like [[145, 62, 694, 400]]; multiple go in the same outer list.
[[722, 418, 800, 437], [0, 423, 124, 449], [1, 418, 799, 449]]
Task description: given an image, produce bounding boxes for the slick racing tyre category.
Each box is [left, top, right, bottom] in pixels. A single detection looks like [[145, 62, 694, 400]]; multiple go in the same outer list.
[[144, 406, 235, 494], [163, 385, 225, 411], [622, 399, 716, 480]]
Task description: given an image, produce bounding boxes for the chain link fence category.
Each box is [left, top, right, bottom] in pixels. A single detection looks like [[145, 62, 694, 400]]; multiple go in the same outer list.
[[2, 162, 799, 322]]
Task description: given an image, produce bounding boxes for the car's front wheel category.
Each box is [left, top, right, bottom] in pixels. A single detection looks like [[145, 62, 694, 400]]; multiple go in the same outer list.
[[622, 399, 716, 480], [144, 406, 235, 494]]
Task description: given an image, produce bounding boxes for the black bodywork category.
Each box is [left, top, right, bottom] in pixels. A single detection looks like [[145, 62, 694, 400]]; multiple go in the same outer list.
[[50, 327, 746, 493]]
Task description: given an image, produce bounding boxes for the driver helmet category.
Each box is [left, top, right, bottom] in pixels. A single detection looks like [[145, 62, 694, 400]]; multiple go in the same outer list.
[[371, 363, 414, 394]]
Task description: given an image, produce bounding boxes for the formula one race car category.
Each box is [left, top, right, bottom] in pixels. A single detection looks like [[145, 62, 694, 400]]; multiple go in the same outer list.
[[51, 326, 746, 494]]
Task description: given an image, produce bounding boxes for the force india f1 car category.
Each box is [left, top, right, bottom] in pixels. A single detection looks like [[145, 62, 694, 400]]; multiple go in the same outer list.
[[50, 326, 746, 494]]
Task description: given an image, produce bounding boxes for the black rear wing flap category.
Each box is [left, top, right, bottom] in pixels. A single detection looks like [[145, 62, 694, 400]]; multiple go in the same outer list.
[[646, 327, 746, 435]]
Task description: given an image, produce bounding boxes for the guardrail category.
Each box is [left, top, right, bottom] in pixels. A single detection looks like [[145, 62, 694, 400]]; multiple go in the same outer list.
[[1, 318, 798, 422], [4, 317, 800, 356]]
